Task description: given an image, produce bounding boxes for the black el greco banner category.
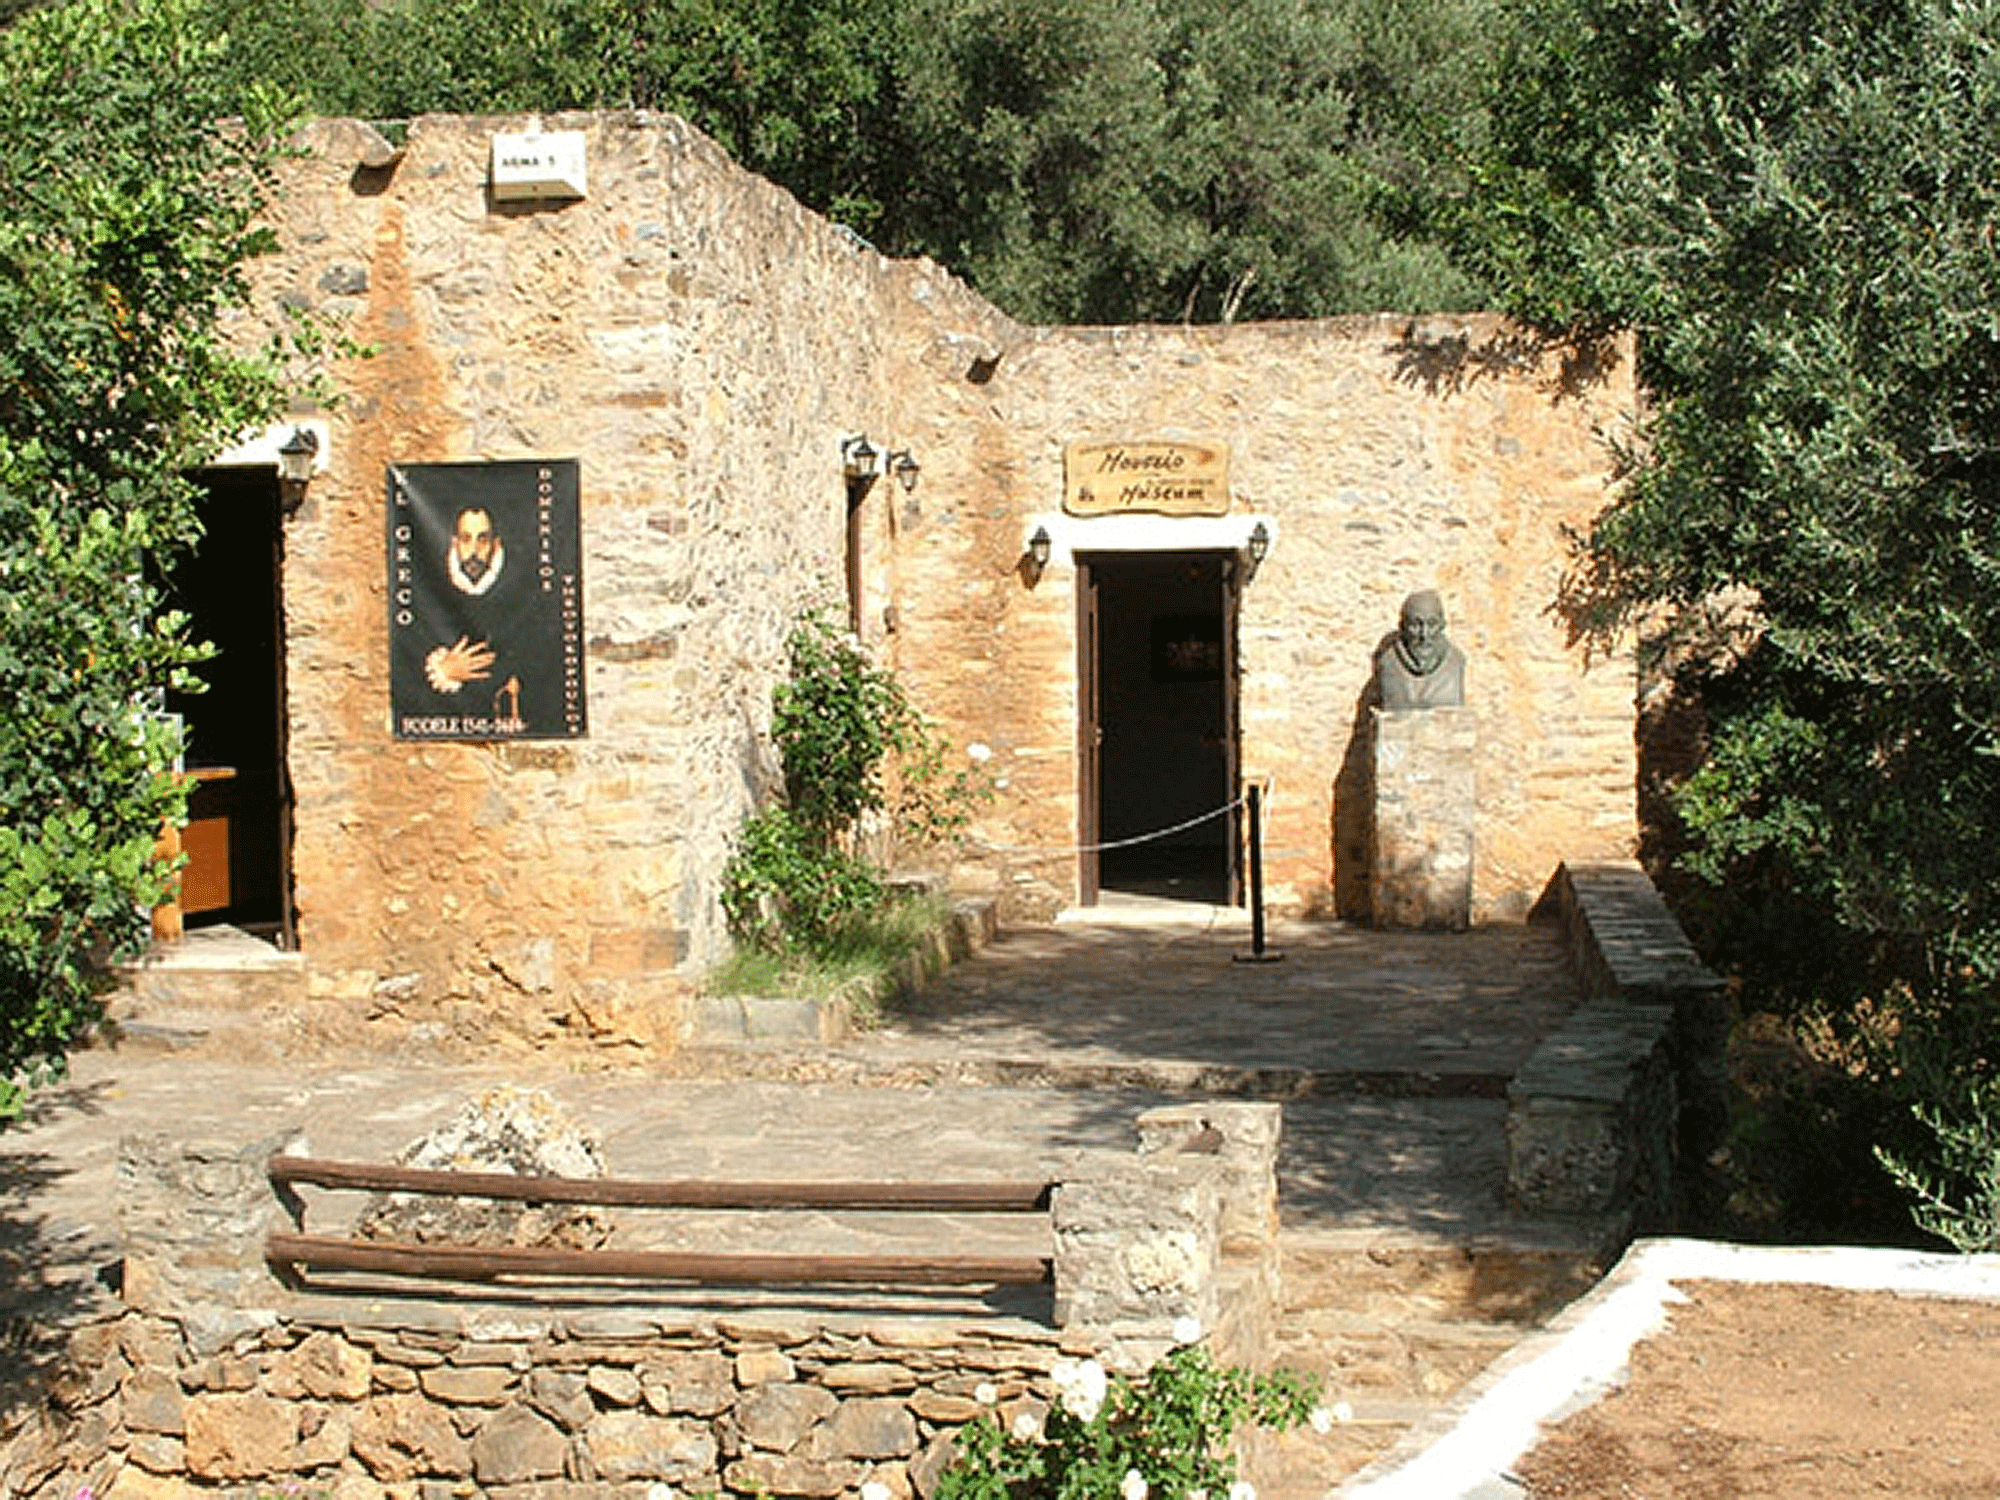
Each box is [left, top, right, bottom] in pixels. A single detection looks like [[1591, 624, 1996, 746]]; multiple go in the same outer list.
[[388, 460, 587, 741]]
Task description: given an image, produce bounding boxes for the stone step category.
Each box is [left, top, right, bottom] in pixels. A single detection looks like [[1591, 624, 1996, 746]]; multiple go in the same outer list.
[[1280, 1235, 1608, 1326], [1240, 1233, 1608, 1497], [102, 930, 308, 1054]]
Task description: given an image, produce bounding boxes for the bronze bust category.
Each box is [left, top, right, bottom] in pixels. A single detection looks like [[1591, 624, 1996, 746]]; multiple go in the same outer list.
[[1375, 589, 1466, 710]]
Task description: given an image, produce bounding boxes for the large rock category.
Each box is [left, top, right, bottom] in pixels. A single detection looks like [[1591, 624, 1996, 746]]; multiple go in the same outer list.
[[356, 1086, 611, 1248], [184, 1392, 298, 1479], [349, 1393, 474, 1480]]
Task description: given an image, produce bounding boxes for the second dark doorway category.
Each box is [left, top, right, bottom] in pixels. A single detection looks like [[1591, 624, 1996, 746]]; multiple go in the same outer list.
[[1077, 550, 1241, 905]]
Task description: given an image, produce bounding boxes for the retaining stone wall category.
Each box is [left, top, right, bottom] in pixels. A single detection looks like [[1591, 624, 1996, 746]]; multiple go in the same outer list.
[[4, 1307, 1074, 1499], [1508, 861, 1728, 1229], [3, 1106, 1282, 1498]]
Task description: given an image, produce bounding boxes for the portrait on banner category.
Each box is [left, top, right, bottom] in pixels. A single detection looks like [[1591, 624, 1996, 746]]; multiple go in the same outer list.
[[387, 459, 587, 741]]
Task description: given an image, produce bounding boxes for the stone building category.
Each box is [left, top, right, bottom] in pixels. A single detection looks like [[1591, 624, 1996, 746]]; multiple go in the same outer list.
[[164, 111, 1638, 1045]]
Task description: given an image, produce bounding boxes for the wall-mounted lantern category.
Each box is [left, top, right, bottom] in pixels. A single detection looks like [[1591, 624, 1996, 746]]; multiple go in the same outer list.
[[277, 427, 320, 515], [1245, 519, 1271, 580], [841, 433, 883, 481], [890, 449, 921, 493], [1022, 525, 1054, 587]]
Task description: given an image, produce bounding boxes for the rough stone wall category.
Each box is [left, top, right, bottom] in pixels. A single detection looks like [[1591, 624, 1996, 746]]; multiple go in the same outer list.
[[0, 1107, 1285, 1497], [1, 1308, 1071, 1499], [232, 112, 1637, 1033], [1506, 860, 1730, 1231], [872, 319, 1638, 921], [256, 113, 965, 1042]]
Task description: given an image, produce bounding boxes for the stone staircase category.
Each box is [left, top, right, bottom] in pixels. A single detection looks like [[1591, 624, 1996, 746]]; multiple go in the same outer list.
[[1244, 1230, 1609, 1497], [106, 925, 307, 1053]]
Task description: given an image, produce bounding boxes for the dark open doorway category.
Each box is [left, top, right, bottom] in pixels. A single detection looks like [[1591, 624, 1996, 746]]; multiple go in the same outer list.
[[163, 468, 296, 946], [1076, 551, 1241, 905]]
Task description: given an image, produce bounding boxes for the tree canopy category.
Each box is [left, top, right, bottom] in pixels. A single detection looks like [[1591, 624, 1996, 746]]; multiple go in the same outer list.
[[178, 0, 1490, 323], [0, 0, 300, 1115], [1434, 0, 2000, 1239]]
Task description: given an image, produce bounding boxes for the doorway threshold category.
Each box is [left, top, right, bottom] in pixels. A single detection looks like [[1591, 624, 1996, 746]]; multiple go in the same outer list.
[[129, 924, 301, 974], [1056, 893, 1249, 931]]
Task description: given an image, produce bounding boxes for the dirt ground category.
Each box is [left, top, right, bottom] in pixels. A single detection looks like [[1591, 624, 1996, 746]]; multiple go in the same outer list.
[[1515, 1280, 2000, 1498]]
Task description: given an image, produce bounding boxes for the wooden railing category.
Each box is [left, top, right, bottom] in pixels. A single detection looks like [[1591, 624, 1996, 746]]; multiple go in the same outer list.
[[265, 1154, 1056, 1289]]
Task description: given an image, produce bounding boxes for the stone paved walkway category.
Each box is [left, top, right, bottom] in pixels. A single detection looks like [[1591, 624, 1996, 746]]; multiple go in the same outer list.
[[1, 903, 1609, 1495]]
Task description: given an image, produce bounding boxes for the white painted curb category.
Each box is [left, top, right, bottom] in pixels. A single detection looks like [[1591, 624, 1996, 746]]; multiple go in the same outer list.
[[1334, 1236, 2000, 1499]]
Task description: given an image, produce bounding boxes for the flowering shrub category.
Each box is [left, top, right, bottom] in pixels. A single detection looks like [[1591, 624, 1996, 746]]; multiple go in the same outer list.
[[935, 1338, 1325, 1500]]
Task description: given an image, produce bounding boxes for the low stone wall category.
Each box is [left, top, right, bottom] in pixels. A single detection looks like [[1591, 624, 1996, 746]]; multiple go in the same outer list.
[[1505, 999, 1676, 1225], [3, 1105, 1282, 1499], [1509, 861, 1728, 1229], [1535, 860, 1731, 1174]]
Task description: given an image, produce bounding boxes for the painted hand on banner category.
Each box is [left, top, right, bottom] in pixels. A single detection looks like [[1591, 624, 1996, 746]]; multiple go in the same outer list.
[[423, 635, 496, 693]]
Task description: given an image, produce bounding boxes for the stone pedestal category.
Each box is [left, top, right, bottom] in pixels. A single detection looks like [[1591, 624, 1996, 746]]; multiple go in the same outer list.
[[1370, 706, 1475, 930]]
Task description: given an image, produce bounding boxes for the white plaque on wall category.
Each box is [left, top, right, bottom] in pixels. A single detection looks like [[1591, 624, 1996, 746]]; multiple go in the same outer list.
[[490, 131, 588, 202]]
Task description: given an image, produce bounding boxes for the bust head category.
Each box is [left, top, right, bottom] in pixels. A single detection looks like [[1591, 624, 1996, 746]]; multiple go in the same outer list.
[[1395, 589, 1449, 677], [1376, 588, 1466, 710]]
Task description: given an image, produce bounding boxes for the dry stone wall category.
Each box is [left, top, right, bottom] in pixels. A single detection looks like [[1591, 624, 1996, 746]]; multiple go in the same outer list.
[[2, 1308, 1073, 1499], [871, 318, 1639, 922], [219, 110, 1637, 1038], [1, 1106, 1284, 1498]]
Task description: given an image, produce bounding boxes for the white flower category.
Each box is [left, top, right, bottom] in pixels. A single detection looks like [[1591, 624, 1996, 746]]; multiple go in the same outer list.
[[1172, 1315, 1203, 1345], [1332, 1401, 1355, 1424], [1055, 1357, 1108, 1421], [1228, 1483, 1258, 1500], [1120, 1469, 1149, 1500], [860, 1483, 893, 1500], [1310, 1405, 1334, 1433], [1012, 1410, 1042, 1441], [967, 741, 994, 762], [974, 1381, 999, 1405]]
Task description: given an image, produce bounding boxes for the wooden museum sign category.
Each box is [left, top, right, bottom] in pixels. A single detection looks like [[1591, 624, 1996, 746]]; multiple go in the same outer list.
[[1063, 440, 1230, 518]]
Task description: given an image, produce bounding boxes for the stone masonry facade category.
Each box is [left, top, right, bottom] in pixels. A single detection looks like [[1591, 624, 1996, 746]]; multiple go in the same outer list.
[[221, 111, 1638, 1043]]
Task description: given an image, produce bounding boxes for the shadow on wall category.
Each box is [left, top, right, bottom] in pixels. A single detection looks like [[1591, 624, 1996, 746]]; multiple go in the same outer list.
[[1386, 323, 1627, 403], [0, 1081, 120, 1439], [1330, 676, 1380, 922]]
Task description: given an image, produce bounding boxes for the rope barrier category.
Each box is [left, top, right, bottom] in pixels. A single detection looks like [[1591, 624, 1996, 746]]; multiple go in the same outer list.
[[971, 787, 1261, 859]]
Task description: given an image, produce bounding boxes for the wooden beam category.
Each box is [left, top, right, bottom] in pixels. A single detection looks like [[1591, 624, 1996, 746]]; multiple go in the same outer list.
[[266, 1231, 1053, 1287], [268, 1155, 1053, 1213]]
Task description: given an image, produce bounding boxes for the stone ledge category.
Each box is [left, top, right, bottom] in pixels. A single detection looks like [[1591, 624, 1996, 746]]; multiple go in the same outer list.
[[1511, 861, 1728, 1231], [690, 895, 997, 1044], [1506, 1001, 1675, 1223]]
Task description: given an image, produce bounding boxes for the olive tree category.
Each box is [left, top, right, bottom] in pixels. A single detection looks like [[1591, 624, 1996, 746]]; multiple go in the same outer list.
[[1430, 0, 2000, 1239], [0, 0, 299, 1116]]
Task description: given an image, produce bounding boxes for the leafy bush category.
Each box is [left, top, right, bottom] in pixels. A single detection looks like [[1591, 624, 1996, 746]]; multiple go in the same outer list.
[[0, 0, 301, 1119], [719, 805, 885, 955], [722, 612, 980, 961], [937, 1340, 1323, 1500]]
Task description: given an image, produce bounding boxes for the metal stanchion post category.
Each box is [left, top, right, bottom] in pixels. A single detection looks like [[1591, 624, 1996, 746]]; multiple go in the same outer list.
[[1235, 782, 1283, 964]]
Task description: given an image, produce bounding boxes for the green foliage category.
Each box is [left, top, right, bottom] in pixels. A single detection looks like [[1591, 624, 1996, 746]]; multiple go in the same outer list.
[[937, 1342, 1321, 1500], [1879, 1075, 2000, 1254], [771, 612, 913, 842], [719, 805, 886, 954], [882, 0, 1489, 322], [178, 0, 1490, 321], [1430, 0, 2000, 1239], [723, 613, 979, 960], [187, 0, 900, 235], [707, 890, 953, 1014], [0, 0, 298, 1118]]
